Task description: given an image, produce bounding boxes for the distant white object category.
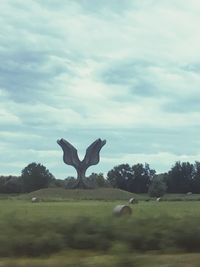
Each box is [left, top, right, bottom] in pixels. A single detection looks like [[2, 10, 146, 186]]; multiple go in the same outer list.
[[113, 205, 132, 216], [31, 197, 39, 203], [187, 192, 192, 195], [129, 197, 138, 204], [156, 197, 161, 202]]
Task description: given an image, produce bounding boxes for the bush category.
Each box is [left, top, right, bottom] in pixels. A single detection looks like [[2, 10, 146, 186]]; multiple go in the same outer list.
[[0, 176, 22, 193], [148, 175, 167, 197], [1, 214, 200, 256], [171, 219, 200, 252]]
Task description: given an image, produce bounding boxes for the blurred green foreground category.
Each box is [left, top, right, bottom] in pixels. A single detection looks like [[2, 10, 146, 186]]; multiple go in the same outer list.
[[0, 196, 200, 266]]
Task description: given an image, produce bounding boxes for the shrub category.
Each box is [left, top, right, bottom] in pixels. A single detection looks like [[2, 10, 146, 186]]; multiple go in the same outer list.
[[1, 214, 200, 256], [148, 175, 167, 197]]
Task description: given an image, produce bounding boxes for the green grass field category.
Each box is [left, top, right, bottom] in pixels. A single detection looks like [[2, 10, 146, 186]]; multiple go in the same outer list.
[[1, 197, 200, 220], [0, 188, 200, 266]]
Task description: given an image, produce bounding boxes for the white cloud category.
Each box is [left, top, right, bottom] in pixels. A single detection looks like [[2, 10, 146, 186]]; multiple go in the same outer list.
[[102, 151, 200, 174], [0, 0, 200, 178]]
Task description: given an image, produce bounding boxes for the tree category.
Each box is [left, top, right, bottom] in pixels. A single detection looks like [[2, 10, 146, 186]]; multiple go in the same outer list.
[[166, 162, 194, 193], [107, 164, 133, 191], [191, 161, 200, 193], [107, 163, 155, 193], [130, 163, 155, 193], [65, 176, 76, 189], [0, 175, 22, 193], [21, 162, 55, 192], [148, 174, 167, 197], [87, 173, 109, 188], [49, 179, 65, 188]]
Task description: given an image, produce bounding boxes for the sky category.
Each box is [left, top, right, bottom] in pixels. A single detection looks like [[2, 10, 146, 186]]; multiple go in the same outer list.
[[1, 0, 200, 179]]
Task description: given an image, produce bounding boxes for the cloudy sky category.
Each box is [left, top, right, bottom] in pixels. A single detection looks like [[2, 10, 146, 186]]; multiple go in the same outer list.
[[1, 0, 200, 179]]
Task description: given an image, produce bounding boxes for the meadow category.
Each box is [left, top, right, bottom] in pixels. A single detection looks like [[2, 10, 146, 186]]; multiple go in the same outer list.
[[0, 188, 200, 266]]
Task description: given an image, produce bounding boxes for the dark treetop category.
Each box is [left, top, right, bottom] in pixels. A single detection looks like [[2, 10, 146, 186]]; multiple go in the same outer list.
[[57, 138, 106, 188]]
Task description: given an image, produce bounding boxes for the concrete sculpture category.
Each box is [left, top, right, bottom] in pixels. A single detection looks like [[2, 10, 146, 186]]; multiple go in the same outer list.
[[57, 138, 106, 188]]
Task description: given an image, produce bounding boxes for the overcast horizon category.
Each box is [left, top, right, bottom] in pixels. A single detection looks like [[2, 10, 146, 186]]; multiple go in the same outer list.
[[1, 0, 200, 179]]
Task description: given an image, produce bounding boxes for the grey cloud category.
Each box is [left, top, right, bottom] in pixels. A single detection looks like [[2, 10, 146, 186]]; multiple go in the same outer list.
[[54, 127, 200, 157], [106, 127, 200, 156], [100, 60, 160, 98], [132, 81, 158, 97], [0, 1, 81, 104], [76, 0, 133, 14], [1, 0, 200, 178], [0, 49, 70, 103], [36, 0, 133, 14], [1, 123, 200, 178], [182, 63, 200, 73], [163, 96, 200, 113], [101, 61, 149, 85]]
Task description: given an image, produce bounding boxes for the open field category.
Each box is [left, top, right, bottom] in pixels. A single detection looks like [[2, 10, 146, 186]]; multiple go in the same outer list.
[[0, 189, 200, 266], [0, 252, 200, 267], [0, 198, 200, 220]]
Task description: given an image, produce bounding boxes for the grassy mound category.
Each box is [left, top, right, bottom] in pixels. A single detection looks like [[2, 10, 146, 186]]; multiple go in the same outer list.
[[19, 188, 136, 201]]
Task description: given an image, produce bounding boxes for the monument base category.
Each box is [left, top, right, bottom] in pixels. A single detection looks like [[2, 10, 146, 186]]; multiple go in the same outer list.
[[65, 178, 94, 189]]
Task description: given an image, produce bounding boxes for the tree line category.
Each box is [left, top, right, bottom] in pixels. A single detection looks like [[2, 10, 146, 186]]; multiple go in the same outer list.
[[0, 163, 55, 194], [1, 161, 200, 195], [107, 161, 200, 196]]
